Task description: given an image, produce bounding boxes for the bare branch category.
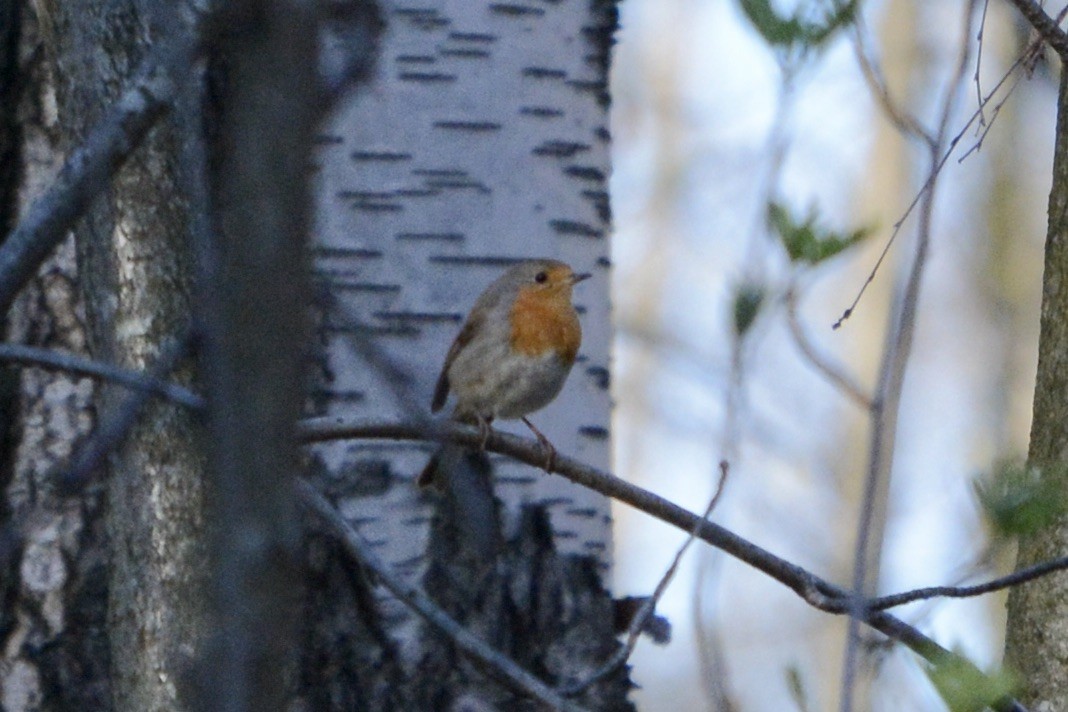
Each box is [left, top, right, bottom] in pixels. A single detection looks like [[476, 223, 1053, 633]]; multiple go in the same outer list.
[[561, 460, 731, 697], [836, 3, 1062, 329], [1003, 0, 1068, 59], [959, 4, 1068, 161], [832, 8, 936, 330], [850, 12, 933, 145], [785, 288, 872, 409], [297, 479, 588, 712], [0, 342, 202, 408], [62, 332, 196, 490], [294, 415, 1024, 712], [867, 556, 1068, 611], [957, 60, 1028, 162], [0, 32, 200, 314], [840, 4, 983, 707], [296, 416, 839, 607], [975, 0, 992, 126]]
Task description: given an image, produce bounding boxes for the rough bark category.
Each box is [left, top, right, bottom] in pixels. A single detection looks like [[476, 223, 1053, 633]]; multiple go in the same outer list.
[[1004, 67, 1068, 708], [0, 0, 18, 239], [47, 3, 206, 711], [0, 4, 111, 710]]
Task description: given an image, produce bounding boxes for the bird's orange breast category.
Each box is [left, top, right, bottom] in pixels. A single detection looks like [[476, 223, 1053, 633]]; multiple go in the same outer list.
[[509, 288, 581, 363]]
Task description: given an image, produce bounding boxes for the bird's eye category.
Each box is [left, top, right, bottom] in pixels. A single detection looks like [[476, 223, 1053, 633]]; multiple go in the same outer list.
[[534, 271, 548, 284]]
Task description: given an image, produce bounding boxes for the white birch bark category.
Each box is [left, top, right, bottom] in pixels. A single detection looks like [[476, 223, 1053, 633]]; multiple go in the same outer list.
[[311, 0, 617, 649]]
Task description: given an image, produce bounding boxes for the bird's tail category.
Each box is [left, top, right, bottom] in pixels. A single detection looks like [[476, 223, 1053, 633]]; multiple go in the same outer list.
[[417, 446, 447, 487], [416, 444, 501, 557]]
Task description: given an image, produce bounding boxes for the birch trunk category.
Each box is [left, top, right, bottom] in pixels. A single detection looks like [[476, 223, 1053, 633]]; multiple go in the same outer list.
[[303, 0, 628, 707]]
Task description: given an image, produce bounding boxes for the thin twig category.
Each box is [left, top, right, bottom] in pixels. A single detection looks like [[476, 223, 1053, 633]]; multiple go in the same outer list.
[[974, 0, 992, 127], [0, 342, 203, 408], [840, 3, 982, 710], [62, 331, 197, 489], [835, 1, 1059, 329], [833, 168, 932, 330], [293, 415, 1025, 712], [861, 542, 1007, 639], [1003, 0, 1068, 59], [297, 478, 588, 712], [561, 460, 731, 697], [957, 4, 1068, 162], [865, 555, 1068, 612], [785, 288, 872, 410], [957, 67, 1027, 163], [850, 11, 933, 144], [692, 310, 747, 710]]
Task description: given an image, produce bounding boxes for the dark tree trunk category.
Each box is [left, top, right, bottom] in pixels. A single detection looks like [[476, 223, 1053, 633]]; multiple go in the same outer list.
[[1005, 65, 1068, 710]]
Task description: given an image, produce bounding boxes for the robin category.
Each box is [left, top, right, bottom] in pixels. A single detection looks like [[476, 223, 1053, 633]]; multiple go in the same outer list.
[[418, 259, 591, 486]]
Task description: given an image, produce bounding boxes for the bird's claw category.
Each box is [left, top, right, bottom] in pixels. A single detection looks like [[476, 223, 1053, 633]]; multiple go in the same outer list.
[[522, 417, 556, 472], [537, 436, 556, 472], [477, 416, 491, 452]]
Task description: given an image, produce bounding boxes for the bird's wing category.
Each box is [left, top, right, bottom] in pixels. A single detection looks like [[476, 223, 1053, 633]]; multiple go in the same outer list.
[[430, 310, 484, 412]]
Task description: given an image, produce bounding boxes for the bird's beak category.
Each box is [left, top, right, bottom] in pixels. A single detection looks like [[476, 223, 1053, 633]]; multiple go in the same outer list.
[[571, 272, 592, 284]]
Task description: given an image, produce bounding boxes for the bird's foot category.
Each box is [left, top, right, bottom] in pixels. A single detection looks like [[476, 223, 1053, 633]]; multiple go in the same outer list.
[[522, 417, 556, 472], [477, 416, 493, 452]]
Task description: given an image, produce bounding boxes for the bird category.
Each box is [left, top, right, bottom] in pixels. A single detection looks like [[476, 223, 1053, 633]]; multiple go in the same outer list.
[[418, 259, 591, 487]]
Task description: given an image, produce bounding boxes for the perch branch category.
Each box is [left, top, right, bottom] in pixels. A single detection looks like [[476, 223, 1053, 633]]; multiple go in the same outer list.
[[295, 415, 1026, 712]]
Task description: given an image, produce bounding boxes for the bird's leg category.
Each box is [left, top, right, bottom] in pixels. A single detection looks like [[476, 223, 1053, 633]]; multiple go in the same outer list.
[[521, 417, 556, 472], [477, 415, 493, 452]]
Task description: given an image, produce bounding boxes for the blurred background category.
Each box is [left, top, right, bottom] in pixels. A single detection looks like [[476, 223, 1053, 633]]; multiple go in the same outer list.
[[607, 0, 1054, 709]]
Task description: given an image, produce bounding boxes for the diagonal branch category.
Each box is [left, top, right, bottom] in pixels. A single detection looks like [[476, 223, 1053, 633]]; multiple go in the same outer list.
[[297, 416, 845, 599], [297, 478, 588, 712], [62, 332, 198, 489], [561, 460, 730, 697], [0, 342, 203, 408], [837, 2, 1065, 330], [0, 1, 382, 319], [785, 287, 872, 409], [295, 415, 1026, 712], [0, 30, 201, 314], [1003, 0, 1068, 59]]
